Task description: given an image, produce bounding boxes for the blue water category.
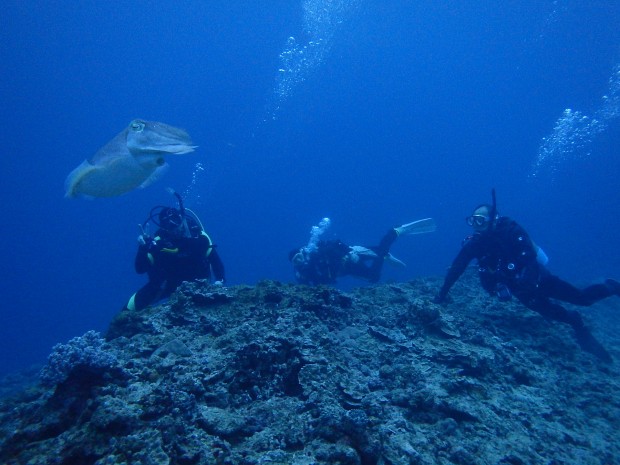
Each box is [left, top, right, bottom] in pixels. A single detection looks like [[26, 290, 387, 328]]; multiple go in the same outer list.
[[1, 1, 619, 377]]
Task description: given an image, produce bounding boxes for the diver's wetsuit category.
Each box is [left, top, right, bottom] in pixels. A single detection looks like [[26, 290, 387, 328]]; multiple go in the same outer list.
[[131, 226, 225, 311], [436, 216, 614, 361], [294, 229, 399, 285]]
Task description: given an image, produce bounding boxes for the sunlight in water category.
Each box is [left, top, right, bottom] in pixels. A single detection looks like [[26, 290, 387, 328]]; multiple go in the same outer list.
[[532, 64, 620, 178]]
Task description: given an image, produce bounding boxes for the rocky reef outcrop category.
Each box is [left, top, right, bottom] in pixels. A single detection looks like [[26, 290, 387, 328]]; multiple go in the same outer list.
[[1, 272, 619, 465]]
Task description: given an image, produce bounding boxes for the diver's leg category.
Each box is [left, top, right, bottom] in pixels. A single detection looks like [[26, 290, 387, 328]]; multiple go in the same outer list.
[[108, 280, 164, 341], [539, 274, 615, 306], [522, 294, 584, 326], [344, 256, 381, 283], [350, 230, 399, 283], [132, 281, 164, 311], [366, 257, 383, 283], [161, 279, 183, 300], [367, 230, 396, 282], [516, 292, 611, 362], [375, 229, 398, 257]]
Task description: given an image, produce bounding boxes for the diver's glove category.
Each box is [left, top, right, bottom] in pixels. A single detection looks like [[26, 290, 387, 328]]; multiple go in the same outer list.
[[137, 234, 154, 247]]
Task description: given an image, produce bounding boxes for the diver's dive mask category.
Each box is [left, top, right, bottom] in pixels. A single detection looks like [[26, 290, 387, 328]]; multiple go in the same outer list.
[[159, 208, 185, 231], [466, 214, 491, 227]]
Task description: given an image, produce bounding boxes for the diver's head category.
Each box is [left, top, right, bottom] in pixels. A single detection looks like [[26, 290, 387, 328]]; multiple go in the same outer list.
[[159, 207, 185, 235], [466, 204, 495, 232]]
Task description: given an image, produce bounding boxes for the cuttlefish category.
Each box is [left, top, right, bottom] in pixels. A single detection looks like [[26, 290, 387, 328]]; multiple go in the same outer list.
[[64, 119, 196, 198]]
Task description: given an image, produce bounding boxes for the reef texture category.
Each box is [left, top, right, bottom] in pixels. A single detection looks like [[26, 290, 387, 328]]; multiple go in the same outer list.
[[1, 272, 619, 465]]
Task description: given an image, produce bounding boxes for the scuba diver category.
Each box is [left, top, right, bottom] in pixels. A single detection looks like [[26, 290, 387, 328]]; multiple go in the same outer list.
[[289, 217, 436, 285], [433, 189, 619, 362], [124, 191, 225, 312]]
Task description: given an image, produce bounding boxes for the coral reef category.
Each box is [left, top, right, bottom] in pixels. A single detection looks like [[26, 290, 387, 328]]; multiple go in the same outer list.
[[1, 271, 619, 465], [40, 330, 122, 387]]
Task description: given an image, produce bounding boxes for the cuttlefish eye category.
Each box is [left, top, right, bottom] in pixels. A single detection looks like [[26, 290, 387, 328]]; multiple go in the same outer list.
[[130, 120, 145, 132]]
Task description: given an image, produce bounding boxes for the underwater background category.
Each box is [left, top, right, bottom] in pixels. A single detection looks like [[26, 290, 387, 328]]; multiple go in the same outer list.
[[1, 0, 619, 378]]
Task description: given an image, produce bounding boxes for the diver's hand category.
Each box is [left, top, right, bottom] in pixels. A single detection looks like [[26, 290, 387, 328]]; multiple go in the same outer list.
[[138, 234, 153, 246]]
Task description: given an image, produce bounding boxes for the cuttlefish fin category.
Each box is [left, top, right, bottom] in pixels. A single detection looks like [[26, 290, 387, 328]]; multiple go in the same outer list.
[[139, 163, 169, 189], [64, 160, 97, 198]]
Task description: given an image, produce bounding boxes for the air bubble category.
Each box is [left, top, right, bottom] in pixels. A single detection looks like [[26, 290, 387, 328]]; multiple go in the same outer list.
[[532, 64, 620, 178]]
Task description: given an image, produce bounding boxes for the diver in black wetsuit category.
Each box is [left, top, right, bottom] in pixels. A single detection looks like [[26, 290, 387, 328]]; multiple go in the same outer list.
[[124, 193, 225, 312], [433, 191, 619, 362], [289, 218, 436, 285]]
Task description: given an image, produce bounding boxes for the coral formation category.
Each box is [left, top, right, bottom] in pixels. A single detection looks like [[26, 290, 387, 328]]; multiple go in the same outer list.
[[0, 272, 619, 464], [39, 330, 121, 387]]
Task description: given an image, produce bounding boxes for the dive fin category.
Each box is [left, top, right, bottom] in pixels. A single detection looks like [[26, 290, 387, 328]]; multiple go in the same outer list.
[[385, 253, 407, 268], [395, 218, 437, 235]]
